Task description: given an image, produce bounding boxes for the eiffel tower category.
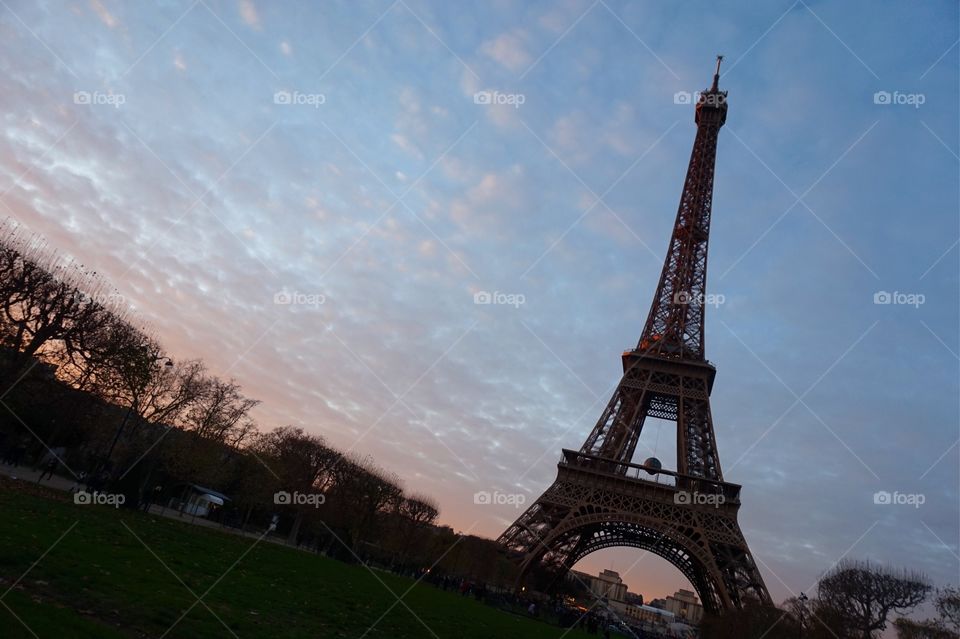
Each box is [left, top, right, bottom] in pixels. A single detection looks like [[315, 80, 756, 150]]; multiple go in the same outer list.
[[498, 57, 771, 612]]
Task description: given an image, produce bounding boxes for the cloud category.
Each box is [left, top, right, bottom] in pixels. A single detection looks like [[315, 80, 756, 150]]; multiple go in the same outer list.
[[89, 0, 118, 28], [479, 30, 533, 72], [239, 0, 261, 29]]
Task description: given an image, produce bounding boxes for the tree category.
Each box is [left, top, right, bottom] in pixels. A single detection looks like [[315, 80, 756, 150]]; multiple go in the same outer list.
[[894, 618, 958, 639], [391, 494, 439, 566], [699, 605, 799, 639], [0, 230, 116, 397], [936, 587, 960, 635], [91, 328, 206, 479], [180, 375, 259, 447], [818, 560, 931, 639], [325, 454, 402, 555], [892, 587, 960, 639], [252, 426, 340, 545]]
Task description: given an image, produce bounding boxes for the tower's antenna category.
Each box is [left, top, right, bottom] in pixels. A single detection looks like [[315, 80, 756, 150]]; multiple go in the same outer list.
[[711, 54, 723, 91]]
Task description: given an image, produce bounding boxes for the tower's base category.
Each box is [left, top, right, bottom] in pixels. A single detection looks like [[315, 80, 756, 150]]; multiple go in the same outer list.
[[497, 450, 770, 612]]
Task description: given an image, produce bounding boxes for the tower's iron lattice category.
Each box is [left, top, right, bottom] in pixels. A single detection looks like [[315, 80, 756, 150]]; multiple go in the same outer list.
[[497, 57, 771, 613]]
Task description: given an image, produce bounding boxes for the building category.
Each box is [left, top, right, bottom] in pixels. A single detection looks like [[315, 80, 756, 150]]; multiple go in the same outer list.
[[663, 589, 704, 625], [595, 569, 627, 601], [569, 569, 628, 603], [608, 601, 677, 634]]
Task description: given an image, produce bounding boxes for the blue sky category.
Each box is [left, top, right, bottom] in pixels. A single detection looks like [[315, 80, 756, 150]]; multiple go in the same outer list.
[[1, 0, 957, 611]]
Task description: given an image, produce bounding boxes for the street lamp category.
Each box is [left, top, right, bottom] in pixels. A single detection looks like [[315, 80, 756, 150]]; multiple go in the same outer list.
[[98, 354, 173, 482], [798, 592, 809, 639]]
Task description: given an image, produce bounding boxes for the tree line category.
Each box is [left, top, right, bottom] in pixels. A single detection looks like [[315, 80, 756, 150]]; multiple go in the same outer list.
[[0, 223, 459, 569], [700, 560, 958, 639]]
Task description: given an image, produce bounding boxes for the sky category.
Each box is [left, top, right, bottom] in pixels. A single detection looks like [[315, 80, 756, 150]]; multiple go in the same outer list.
[[0, 0, 958, 614]]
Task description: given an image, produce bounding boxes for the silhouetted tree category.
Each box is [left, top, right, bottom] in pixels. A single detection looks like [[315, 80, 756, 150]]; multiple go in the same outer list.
[[180, 376, 259, 447], [937, 587, 960, 634], [894, 618, 958, 639], [253, 426, 340, 545], [818, 560, 931, 639], [699, 604, 798, 639], [0, 228, 116, 397]]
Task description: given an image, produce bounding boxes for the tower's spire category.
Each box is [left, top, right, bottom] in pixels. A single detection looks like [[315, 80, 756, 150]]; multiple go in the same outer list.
[[636, 58, 728, 360], [711, 54, 723, 92]]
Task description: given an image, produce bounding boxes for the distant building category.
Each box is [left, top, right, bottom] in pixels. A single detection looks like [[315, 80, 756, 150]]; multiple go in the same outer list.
[[663, 589, 704, 625], [569, 569, 627, 602], [615, 602, 675, 627]]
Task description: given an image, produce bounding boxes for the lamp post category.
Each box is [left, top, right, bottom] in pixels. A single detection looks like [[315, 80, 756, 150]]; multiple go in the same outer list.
[[99, 353, 173, 480], [798, 592, 809, 638]]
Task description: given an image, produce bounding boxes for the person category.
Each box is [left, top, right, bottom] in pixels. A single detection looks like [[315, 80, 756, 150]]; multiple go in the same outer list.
[[528, 602, 537, 617], [67, 471, 87, 494], [9, 436, 28, 467], [37, 453, 58, 481], [267, 513, 279, 533]]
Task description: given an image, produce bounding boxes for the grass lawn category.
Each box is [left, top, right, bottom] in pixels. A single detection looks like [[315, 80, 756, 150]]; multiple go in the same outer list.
[[0, 479, 595, 638]]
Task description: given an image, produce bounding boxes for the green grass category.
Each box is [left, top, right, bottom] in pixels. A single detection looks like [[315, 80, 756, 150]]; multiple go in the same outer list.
[[0, 481, 593, 639]]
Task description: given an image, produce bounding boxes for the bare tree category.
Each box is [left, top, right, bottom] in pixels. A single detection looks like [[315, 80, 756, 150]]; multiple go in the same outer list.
[[0, 229, 116, 397], [91, 327, 206, 475], [181, 376, 259, 447], [894, 618, 958, 639], [326, 454, 402, 553], [391, 493, 439, 566], [937, 587, 960, 634], [892, 587, 960, 639], [818, 560, 931, 639], [699, 605, 798, 639], [252, 426, 340, 544], [399, 494, 439, 527]]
